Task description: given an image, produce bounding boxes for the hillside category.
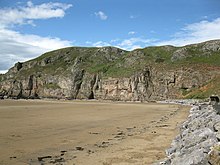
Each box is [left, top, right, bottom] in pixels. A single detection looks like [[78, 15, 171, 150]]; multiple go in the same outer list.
[[1, 40, 220, 101]]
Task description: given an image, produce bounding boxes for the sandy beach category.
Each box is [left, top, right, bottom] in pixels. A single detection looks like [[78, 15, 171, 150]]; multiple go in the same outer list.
[[0, 100, 189, 165]]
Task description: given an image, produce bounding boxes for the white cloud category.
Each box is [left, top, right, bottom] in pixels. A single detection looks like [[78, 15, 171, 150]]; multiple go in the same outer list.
[[92, 41, 110, 47], [128, 31, 136, 35], [156, 17, 220, 46], [0, 70, 8, 74], [0, 1, 72, 28], [129, 15, 138, 19], [95, 11, 108, 20], [87, 18, 220, 53], [117, 38, 155, 50], [27, 1, 33, 7], [85, 41, 92, 45], [110, 39, 120, 43], [0, 1, 73, 73], [0, 28, 72, 50], [0, 28, 72, 73], [201, 16, 208, 19], [150, 30, 156, 34], [86, 37, 157, 51]]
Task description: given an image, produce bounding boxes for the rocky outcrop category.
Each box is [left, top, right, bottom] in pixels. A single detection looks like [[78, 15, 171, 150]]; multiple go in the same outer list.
[[0, 40, 220, 101], [0, 65, 213, 101], [157, 101, 220, 165], [171, 40, 220, 62]]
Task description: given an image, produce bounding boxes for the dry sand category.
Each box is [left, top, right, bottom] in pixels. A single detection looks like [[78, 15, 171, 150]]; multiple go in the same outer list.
[[0, 100, 189, 165]]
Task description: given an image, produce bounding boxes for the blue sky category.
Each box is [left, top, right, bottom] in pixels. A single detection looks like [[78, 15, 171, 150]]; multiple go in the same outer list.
[[0, 0, 220, 73]]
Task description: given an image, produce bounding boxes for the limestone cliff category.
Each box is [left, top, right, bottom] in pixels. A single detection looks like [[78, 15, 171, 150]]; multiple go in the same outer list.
[[1, 40, 220, 101]]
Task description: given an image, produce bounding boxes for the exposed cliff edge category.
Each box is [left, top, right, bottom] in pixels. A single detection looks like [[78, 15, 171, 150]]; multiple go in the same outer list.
[[1, 40, 220, 101]]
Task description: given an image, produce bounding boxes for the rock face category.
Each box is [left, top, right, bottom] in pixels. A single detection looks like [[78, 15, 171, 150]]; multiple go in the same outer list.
[[171, 40, 220, 62], [0, 66, 213, 101], [0, 40, 220, 100], [157, 101, 220, 165]]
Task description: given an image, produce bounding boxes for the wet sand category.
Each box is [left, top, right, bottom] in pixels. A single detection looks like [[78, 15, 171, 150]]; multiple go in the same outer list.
[[0, 100, 189, 165]]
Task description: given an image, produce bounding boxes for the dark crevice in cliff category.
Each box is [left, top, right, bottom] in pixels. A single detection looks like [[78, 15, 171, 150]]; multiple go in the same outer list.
[[28, 75, 34, 97], [88, 91, 94, 99], [71, 69, 85, 99], [16, 62, 23, 71], [17, 90, 23, 99], [89, 74, 100, 99]]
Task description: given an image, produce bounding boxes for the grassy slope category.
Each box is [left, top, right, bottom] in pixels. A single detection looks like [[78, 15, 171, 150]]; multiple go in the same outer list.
[[184, 76, 220, 99], [103, 46, 177, 77]]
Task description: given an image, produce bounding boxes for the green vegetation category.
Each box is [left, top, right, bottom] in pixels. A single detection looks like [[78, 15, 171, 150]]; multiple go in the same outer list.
[[87, 63, 110, 73], [44, 83, 61, 90], [87, 46, 177, 77], [140, 46, 176, 63], [184, 76, 220, 99], [172, 51, 220, 67], [0, 74, 6, 82], [214, 145, 220, 151], [13, 42, 220, 79], [183, 53, 220, 66], [180, 87, 192, 96]]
